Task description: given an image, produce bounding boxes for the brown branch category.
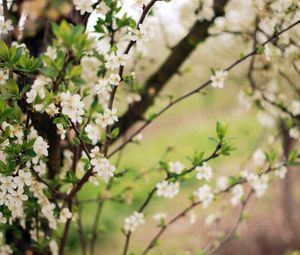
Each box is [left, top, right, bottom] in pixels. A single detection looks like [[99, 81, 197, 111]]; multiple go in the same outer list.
[[59, 201, 73, 255], [102, 0, 160, 156], [121, 142, 222, 255], [205, 190, 254, 254], [75, 198, 87, 255], [141, 162, 286, 255]]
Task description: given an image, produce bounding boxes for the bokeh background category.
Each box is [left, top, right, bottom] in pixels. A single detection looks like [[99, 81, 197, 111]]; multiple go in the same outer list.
[[58, 0, 300, 254]]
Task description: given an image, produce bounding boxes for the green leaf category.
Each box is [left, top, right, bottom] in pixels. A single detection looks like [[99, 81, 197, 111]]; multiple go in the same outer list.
[[188, 151, 204, 166], [53, 117, 68, 126], [159, 161, 168, 171], [0, 39, 9, 61], [257, 45, 265, 55], [5, 79, 19, 98], [64, 171, 79, 184], [111, 128, 119, 139], [288, 149, 298, 163], [216, 121, 228, 141]]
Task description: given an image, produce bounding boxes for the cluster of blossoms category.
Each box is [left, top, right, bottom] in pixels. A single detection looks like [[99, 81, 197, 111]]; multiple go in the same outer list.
[[73, 0, 94, 15], [90, 147, 116, 183], [0, 233, 12, 254], [0, 19, 13, 35], [129, 23, 154, 46], [26, 76, 51, 105], [0, 170, 31, 223], [196, 163, 212, 181], [60, 92, 85, 124], [105, 52, 128, 70], [156, 181, 180, 199], [124, 211, 145, 233], [193, 184, 214, 208], [95, 107, 118, 128], [210, 70, 228, 89], [0, 69, 8, 85], [230, 184, 244, 206], [168, 161, 185, 174]]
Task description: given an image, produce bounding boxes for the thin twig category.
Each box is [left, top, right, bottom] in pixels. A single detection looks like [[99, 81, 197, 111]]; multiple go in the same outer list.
[[108, 18, 300, 158]]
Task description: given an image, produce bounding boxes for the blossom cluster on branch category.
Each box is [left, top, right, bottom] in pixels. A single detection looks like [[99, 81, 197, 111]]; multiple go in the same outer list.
[[0, 0, 300, 255]]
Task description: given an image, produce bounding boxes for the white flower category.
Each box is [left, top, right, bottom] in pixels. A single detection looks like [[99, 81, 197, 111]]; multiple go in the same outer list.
[[240, 169, 249, 178], [211, 70, 228, 89], [90, 147, 116, 182], [81, 56, 101, 83], [56, 124, 66, 140], [249, 174, 269, 197], [26, 76, 51, 104], [291, 100, 300, 116], [129, 24, 152, 45], [124, 211, 145, 233], [60, 92, 84, 124], [95, 108, 118, 128], [199, 0, 214, 20], [230, 184, 244, 206], [252, 149, 266, 167], [59, 208, 72, 223], [196, 163, 212, 181], [105, 52, 128, 70], [156, 181, 179, 199], [257, 112, 275, 128], [73, 0, 93, 15], [133, 133, 143, 143], [115, 52, 128, 66], [33, 136, 49, 157], [14, 169, 32, 187], [49, 240, 58, 255], [205, 212, 221, 226], [8, 187, 28, 206], [0, 69, 9, 85], [109, 73, 121, 86], [275, 166, 287, 179], [153, 212, 167, 222], [289, 127, 300, 140], [41, 202, 57, 230], [0, 212, 7, 224], [0, 19, 13, 35], [238, 91, 252, 109], [34, 103, 44, 112], [0, 176, 17, 194], [95, 1, 110, 14], [26, 89, 37, 104], [85, 124, 100, 145], [0, 244, 13, 254], [216, 176, 229, 191], [46, 103, 59, 117], [193, 184, 214, 208], [44, 46, 57, 61], [33, 161, 47, 176], [168, 161, 184, 174], [95, 79, 109, 95]]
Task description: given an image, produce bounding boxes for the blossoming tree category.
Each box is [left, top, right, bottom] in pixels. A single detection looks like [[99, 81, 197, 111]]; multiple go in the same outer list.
[[0, 0, 300, 254]]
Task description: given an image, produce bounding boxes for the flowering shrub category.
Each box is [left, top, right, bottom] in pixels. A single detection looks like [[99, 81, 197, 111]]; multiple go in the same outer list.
[[0, 0, 300, 255]]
